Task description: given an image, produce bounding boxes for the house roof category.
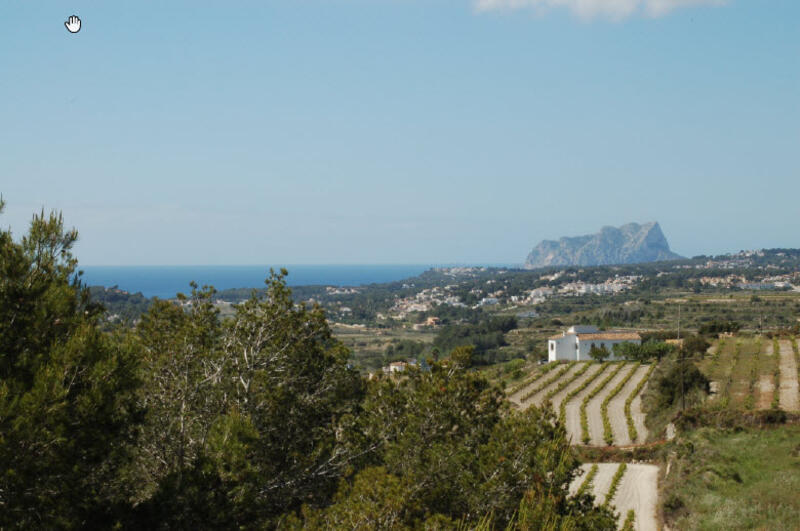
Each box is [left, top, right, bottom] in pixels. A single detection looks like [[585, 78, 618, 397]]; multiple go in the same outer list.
[[577, 333, 641, 341], [548, 333, 565, 340]]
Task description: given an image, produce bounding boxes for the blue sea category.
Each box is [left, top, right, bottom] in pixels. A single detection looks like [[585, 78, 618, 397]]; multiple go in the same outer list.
[[79, 265, 438, 299]]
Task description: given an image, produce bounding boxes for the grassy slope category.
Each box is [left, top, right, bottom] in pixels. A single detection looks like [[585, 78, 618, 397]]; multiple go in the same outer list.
[[664, 425, 800, 530]]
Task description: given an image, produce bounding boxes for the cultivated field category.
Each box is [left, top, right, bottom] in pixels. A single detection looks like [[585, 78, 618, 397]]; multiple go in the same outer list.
[[703, 337, 800, 412], [569, 462, 659, 531], [509, 361, 655, 446]]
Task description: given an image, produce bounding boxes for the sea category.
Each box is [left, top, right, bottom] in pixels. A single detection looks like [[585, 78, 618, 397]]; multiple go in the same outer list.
[[79, 265, 440, 299]]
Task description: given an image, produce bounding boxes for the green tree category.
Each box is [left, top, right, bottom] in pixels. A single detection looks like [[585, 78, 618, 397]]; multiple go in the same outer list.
[[221, 270, 364, 520], [588, 345, 610, 362], [449, 344, 474, 369], [132, 283, 226, 501], [316, 362, 613, 528], [0, 202, 140, 528], [132, 270, 364, 526]]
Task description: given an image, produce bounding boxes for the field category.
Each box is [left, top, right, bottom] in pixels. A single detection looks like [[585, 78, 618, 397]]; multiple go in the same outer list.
[[702, 337, 800, 412], [569, 462, 659, 531], [331, 324, 438, 371], [662, 425, 800, 530], [508, 361, 655, 447]]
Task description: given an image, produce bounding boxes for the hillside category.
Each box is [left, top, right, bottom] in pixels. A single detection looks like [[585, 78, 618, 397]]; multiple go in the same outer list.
[[525, 222, 683, 269]]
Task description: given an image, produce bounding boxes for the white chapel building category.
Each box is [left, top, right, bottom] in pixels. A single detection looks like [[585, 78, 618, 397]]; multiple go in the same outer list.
[[548, 325, 641, 362]]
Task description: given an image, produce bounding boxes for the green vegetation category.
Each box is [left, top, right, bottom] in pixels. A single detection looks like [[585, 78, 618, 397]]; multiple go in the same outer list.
[[0, 203, 622, 529], [433, 315, 519, 365], [588, 345, 610, 362], [602, 363, 641, 445], [744, 339, 761, 410], [614, 340, 674, 362], [663, 425, 800, 530], [771, 338, 781, 409], [603, 463, 627, 508], [576, 464, 599, 497], [580, 363, 627, 444], [625, 363, 656, 442], [621, 509, 636, 531]]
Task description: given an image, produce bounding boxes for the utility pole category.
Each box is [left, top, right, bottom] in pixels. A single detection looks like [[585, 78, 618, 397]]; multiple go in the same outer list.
[[678, 303, 685, 410]]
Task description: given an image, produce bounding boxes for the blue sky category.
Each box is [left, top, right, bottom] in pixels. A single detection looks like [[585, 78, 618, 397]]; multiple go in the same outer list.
[[2, 0, 798, 265]]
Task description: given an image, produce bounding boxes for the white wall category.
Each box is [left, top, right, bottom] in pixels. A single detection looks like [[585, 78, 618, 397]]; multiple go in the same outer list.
[[549, 335, 578, 362]]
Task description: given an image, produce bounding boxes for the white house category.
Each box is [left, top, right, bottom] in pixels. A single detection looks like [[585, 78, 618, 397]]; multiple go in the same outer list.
[[548, 325, 641, 362]]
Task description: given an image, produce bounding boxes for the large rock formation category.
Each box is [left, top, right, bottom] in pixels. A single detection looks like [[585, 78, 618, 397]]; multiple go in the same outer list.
[[524, 222, 683, 269]]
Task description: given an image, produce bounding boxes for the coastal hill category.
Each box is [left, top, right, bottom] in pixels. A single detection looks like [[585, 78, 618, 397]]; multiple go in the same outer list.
[[524, 222, 683, 269]]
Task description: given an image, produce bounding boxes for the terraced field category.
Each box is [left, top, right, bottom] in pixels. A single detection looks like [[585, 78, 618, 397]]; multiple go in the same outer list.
[[510, 361, 655, 446], [569, 462, 659, 531], [703, 337, 800, 412]]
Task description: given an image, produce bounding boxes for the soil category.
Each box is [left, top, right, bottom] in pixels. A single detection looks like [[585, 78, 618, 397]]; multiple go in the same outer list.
[[778, 340, 799, 412]]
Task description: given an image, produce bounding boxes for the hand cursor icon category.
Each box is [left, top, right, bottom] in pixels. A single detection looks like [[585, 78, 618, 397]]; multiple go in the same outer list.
[[65, 15, 81, 33]]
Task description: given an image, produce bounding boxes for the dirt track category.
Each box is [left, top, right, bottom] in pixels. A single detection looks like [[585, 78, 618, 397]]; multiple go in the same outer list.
[[586, 364, 635, 446], [778, 340, 799, 412], [608, 365, 650, 446], [569, 463, 659, 531], [564, 365, 611, 444]]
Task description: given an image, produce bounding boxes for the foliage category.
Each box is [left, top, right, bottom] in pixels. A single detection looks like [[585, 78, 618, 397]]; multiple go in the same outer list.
[[0, 203, 141, 528], [300, 364, 612, 528], [662, 426, 800, 530], [682, 335, 711, 356], [652, 354, 710, 409], [575, 464, 598, 497], [433, 316, 518, 365], [698, 320, 741, 336], [588, 345, 610, 363], [621, 509, 636, 531], [603, 462, 627, 508]]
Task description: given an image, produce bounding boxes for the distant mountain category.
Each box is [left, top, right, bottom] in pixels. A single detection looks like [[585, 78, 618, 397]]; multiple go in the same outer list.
[[524, 222, 683, 269]]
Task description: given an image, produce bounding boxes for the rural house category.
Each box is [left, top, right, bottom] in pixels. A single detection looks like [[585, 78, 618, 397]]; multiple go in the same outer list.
[[548, 325, 641, 362]]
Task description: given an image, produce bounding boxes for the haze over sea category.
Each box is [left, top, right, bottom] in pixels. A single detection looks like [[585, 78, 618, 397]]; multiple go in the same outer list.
[[80, 265, 490, 299]]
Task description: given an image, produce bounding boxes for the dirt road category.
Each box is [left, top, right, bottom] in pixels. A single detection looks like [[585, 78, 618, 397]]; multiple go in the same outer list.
[[608, 365, 650, 446], [778, 340, 799, 412], [586, 364, 635, 446]]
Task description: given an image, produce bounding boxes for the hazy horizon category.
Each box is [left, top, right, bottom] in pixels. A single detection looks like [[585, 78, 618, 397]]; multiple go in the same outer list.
[[3, 1, 798, 265]]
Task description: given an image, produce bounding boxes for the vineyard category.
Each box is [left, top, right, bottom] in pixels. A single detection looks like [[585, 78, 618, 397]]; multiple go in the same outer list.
[[702, 337, 800, 412], [509, 361, 655, 447]]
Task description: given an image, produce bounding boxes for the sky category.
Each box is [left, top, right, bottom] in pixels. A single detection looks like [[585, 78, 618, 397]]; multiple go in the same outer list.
[[2, 0, 798, 265]]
